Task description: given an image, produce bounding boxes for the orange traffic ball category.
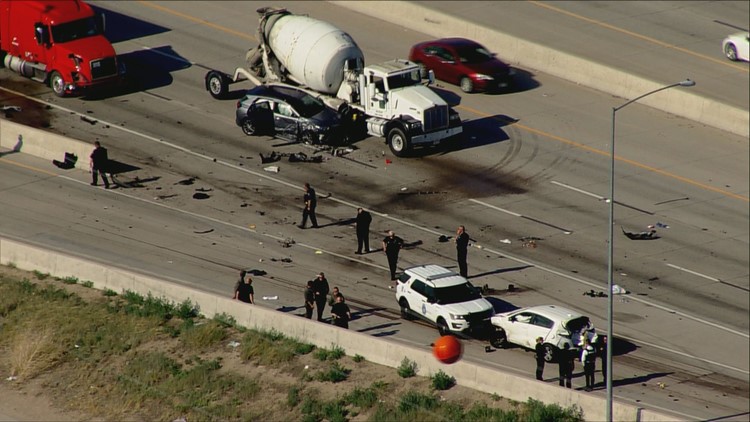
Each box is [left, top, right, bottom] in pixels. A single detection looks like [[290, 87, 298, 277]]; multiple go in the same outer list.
[[433, 335, 462, 364]]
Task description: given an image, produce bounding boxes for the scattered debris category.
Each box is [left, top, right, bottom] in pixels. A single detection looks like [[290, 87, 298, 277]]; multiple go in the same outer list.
[[584, 290, 607, 298], [6, 376, 18, 381], [175, 178, 196, 186], [315, 250, 323, 254], [192, 192, 210, 200], [155, 194, 178, 200], [499, 239, 511, 244], [195, 187, 213, 192], [245, 269, 267, 276], [227, 340, 241, 348], [193, 228, 214, 234], [622, 226, 658, 240], [52, 152, 78, 169], [288, 152, 323, 163], [438, 235, 450, 243], [264, 165, 280, 173], [260, 151, 282, 163], [262, 295, 279, 300], [80, 115, 97, 125], [612, 284, 628, 295], [655, 222, 670, 229], [1, 105, 21, 112], [281, 238, 295, 248]]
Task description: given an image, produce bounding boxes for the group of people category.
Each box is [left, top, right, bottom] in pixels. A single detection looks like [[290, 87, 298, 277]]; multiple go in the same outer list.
[[303, 272, 352, 328], [298, 183, 473, 282], [535, 336, 608, 392]]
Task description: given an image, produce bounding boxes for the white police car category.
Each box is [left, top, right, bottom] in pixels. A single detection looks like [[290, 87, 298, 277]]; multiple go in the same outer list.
[[396, 264, 494, 335]]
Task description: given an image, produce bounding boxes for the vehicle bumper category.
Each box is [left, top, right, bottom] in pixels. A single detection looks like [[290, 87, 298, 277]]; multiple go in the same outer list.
[[411, 125, 463, 146], [474, 76, 514, 92]]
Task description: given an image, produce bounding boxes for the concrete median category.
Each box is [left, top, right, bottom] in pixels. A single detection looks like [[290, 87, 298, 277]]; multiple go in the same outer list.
[[0, 119, 93, 169], [331, 1, 748, 139], [0, 235, 678, 421]]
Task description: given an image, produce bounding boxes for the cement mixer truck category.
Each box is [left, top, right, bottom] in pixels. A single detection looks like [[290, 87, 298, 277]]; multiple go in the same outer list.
[[205, 7, 462, 157]]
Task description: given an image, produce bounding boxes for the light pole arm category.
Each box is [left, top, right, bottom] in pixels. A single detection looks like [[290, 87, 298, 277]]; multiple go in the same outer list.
[[615, 79, 695, 112]]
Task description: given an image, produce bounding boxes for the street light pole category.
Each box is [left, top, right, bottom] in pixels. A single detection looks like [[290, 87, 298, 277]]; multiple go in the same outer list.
[[606, 79, 695, 421]]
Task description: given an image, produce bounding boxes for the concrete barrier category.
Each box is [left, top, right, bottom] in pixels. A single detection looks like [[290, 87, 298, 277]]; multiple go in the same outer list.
[[0, 119, 93, 170], [0, 235, 680, 421], [330, 1, 748, 139]]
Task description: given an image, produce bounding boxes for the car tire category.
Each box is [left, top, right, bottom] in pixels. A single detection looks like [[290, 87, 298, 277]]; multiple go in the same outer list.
[[206, 70, 228, 99], [240, 118, 256, 136], [543, 344, 557, 363], [387, 127, 410, 157], [50, 71, 66, 97], [490, 330, 507, 348], [725, 43, 738, 61], [399, 299, 413, 320], [460, 76, 474, 93], [437, 318, 450, 336]]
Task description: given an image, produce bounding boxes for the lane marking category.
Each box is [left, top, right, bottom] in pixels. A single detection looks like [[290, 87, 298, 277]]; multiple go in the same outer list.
[[66, 2, 750, 203], [529, 1, 749, 73], [551, 180, 654, 215], [469, 198, 572, 234], [666, 263, 750, 292]]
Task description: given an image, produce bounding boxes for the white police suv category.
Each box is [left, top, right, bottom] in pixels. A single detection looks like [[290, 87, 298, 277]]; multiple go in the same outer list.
[[396, 264, 494, 335]]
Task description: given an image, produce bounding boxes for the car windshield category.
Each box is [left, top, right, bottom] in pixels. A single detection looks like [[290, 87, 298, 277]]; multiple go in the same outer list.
[[434, 282, 481, 304], [457, 46, 493, 64], [564, 316, 592, 333], [287, 93, 325, 118], [387, 70, 421, 90], [51, 17, 102, 43]]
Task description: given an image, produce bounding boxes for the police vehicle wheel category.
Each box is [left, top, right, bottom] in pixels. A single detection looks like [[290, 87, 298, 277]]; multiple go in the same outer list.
[[399, 299, 413, 320], [437, 318, 450, 336]]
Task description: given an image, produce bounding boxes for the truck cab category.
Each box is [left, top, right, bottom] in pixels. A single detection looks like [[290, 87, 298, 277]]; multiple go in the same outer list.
[[0, 0, 122, 96]]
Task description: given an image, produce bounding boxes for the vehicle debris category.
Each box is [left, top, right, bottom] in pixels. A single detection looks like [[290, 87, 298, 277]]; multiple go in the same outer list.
[[192, 192, 210, 200], [263, 166, 280, 173], [52, 152, 78, 169], [175, 178, 196, 185], [193, 228, 214, 234], [621, 226, 659, 240], [583, 289, 607, 298], [612, 284, 628, 295], [280, 238, 295, 248]]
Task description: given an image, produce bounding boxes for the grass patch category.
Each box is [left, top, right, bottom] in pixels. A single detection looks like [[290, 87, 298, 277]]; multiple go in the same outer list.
[[103, 289, 118, 297], [213, 312, 238, 328], [287, 385, 302, 408], [343, 385, 379, 409], [315, 362, 350, 383], [300, 397, 348, 422], [353, 354, 365, 363], [523, 398, 583, 421], [239, 330, 314, 365], [397, 357, 417, 378], [430, 370, 456, 390], [81, 280, 94, 288], [60, 276, 79, 285], [33, 270, 50, 280], [314, 345, 345, 361], [180, 320, 228, 350]]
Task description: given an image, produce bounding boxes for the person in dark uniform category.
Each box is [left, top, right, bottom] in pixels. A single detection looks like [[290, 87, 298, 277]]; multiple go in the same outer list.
[[558, 342, 574, 388], [89, 141, 111, 188], [330, 294, 351, 329], [597, 335, 608, 386], [355, 208, 372, 254], [311, 272, 329, 321], [382, 230, 404, 281], [299, 183, 318, 229], [455, 225, 470, 278], [581, 338, 597, 391], [535, 337, 546, 381], [303, 280, 315, 319], [233, 271, 255, 304]]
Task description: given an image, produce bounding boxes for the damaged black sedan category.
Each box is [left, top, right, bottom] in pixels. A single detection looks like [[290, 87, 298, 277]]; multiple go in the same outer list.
[[235, 83, 344, 144]]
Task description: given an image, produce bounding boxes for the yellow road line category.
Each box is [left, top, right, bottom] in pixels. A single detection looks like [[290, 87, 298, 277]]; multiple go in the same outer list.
[[530, 1, 748, 73], [139, 1, 748, 203], [0, 157, 59, 177], [138, 1, 256, 41]]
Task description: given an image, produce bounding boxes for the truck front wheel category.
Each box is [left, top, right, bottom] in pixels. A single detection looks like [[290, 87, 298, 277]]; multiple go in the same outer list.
[[206, 71, 228, 99], [50, 71, 66, 97], [387, 127, 410, 157]]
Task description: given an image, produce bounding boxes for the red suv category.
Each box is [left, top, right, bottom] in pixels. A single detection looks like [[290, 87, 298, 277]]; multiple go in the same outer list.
[[409, 38, 514, 93]]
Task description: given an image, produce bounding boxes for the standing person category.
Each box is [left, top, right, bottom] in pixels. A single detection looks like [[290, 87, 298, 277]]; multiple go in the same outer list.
[[328, 286, 342, 307], [534, 337, 546, 381], [89, 141, 111, 189], [581, 338, 597, 391], [598, 335, 608, 386], [330, 294, 352, 329], [355, 208, 372, 254], [558, 343, 574, 388], [233, 272, 255, 304], [455, 225, 470, 278], [299, 183, 319, 229], [303, 280, 315, 319], [311, 272, 329, 322], [382, 230, 404, 281]]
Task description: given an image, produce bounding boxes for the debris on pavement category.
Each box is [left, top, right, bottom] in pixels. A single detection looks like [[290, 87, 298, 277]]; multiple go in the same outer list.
[[262, 295, 279, 300], [499, 239, 511, 244], [583, 289, 607, 298], [192, 192, 210, 200], [281, 238, 295, 248], [193, 228, 214, 234], [612, 284, 628, 295], [175, 178, 196, 186], [52, 152, 78, 169], [227, 340, 241, 348], [622, 226, 659, 240], [263, 165, 280, 173]]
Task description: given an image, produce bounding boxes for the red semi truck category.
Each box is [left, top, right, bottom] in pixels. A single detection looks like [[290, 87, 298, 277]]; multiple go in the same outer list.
[[0, 0, 122, 96]]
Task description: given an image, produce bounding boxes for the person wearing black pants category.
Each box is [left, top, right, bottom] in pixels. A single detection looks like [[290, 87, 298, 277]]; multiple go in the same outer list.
[[534, 337, 546, 381], [299, 183, 318, 229], [382, 230, 404, 281], [598, 335, 608, 386], [581, 338, 596, 391], [558, 343, 574, 388], [355, 208, 372, 254], [90, 141, 111, 189], [455, 225, 470, 278], [311, 272, 329, 321], [303, 280, 315, 319]]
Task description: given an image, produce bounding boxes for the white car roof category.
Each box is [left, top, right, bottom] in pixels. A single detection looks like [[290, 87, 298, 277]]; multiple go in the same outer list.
[[506, 305, 585, 321], [404, 264, 468, 288]]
